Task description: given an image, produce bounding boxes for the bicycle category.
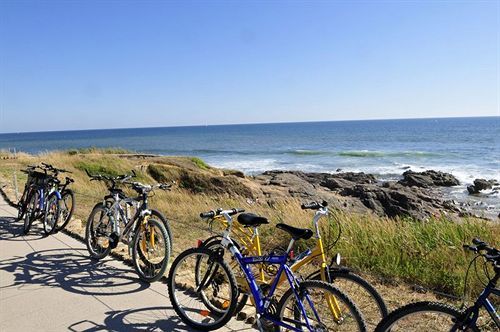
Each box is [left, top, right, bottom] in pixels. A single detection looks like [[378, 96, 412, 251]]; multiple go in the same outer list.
[[22, 169, 61, 235], [18, 163, 75, 233], [199, 201, 387, 329], [38, 163, 76, 232], [168, 208, 367, 331], [17, 164, 46, 221], [85, 170, 173, 282], [375, 238, 499, 332]]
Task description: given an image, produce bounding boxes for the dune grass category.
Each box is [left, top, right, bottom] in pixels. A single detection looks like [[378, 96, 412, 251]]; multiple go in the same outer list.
[[0, 149, 498, 298]]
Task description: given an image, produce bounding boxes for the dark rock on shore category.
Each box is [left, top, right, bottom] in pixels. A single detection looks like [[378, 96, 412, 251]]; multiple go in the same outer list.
[[256, 170, 460, 220], [399, 170, 460, 188], [467, 178, 499, 194]]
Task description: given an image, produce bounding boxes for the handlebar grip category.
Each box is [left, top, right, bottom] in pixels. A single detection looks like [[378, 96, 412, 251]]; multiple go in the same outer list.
[[301, 201, 328, 210], [229, 208, 245, 216], [301, 202, 318, 210], [200, 211, 216, 218]]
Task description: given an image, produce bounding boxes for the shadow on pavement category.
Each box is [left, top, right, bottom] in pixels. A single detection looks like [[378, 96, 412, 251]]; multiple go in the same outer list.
[[68, 306, 192, 331], [0, 216, 46, 241], [0, 248, 150, 296]]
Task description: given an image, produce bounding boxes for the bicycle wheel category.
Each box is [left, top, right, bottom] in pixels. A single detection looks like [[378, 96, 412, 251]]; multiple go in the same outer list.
[[168, 247, 238, 331], [85, 203, 113, 259], [200, 238, 250, 315], [308, 267, 388, 330], [17, 186, 30, 220], [131, 218, 170, 282], [55, 189, 75, 232], [275, 280, 367, 331], [23, 191, 38, 234], [43, 193, 60, 235], [374, 301, 478, 332], [150, 209, 173, 254]]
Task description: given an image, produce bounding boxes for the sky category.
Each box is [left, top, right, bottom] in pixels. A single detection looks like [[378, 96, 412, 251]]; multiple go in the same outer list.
[[0, 0, 498, 133]]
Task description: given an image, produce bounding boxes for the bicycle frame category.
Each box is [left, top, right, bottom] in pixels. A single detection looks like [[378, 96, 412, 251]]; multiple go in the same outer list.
[[215, 210, 343, 331], [458, 272, 499, 329], [220, 229, 323, 331], [102, 190, 154, 248], [208, 207, 331, 287]]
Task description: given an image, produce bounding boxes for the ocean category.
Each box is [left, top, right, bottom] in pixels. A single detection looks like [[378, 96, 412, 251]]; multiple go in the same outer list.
[[1, 117, 499, 211]]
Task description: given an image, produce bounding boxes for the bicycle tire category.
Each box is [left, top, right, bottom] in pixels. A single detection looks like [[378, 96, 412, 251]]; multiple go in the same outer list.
[[374, 301, 478, 332], [308, 267, 388, 330], [168, 247, 238, 331], [150, 209, 173, 254], [43, 192, 60, 235], [85, 203, 113, 259], [55, 189, 75, 231], [17, 186, 30, 221], [23, 191, 37, 234], [275, 280, 367, 331], [131, 218, 170, 282]]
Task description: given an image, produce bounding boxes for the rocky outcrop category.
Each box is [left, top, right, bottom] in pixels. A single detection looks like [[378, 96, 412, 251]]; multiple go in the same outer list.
[[467, 179, 499, 194], [399, 170, 460, 188], [256, 170, 460, 220]]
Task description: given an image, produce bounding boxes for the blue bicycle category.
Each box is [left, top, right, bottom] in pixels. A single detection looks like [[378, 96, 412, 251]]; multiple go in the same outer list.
[[375, 238, 499, 332], [168, 208, 366, 331], [23, 171, 61, 235]]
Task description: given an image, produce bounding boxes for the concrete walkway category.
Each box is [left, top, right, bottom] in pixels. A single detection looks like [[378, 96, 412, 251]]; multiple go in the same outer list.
[[0, 197, 255, 331]]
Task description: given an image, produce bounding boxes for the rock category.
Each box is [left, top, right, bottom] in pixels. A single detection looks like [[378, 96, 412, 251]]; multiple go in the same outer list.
[[399, 170, 460, 188], [467, 178, 498, 194]]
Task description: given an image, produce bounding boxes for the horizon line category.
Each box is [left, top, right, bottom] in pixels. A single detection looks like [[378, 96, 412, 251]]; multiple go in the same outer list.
[[1, 115, 498, 135]]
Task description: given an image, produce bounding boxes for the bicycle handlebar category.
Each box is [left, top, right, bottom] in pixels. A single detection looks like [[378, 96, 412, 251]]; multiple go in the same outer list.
[[200, 208, 245, 219], [463, 238, 499, 264], [86, 169, 136, 184], [301, 201, 328, 210], [124, 181, 174, 193]]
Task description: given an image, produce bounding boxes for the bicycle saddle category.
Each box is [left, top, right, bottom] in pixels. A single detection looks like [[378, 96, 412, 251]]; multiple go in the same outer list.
[[276, 223, 313, 240], [237, 213, 269, 227]]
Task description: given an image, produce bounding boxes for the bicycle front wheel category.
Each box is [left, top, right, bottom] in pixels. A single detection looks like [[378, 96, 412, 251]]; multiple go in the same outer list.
[[275, 280, 367, 331], [168, 247, 238, 331], [43, 193, 60, 235], [374, 301, 477, 332], [131, 218, 170, 282], [56, 189, 75, 232]]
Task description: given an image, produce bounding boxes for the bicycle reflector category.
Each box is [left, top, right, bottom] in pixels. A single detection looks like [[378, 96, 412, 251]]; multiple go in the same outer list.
[[197, 239, 203, 248]]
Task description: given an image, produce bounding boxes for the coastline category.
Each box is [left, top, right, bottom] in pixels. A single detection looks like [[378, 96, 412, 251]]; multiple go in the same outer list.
[[0, 149, 498, 299]]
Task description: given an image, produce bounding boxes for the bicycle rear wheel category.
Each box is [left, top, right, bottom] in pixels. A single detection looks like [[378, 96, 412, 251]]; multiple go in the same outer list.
[[85, 203, 113, 259], [55, 189, 75, 231], [131, 218, 170, 282], [43, 193, 60, 235], [308, 267, 388, 330], [199, 237, 250, 315], [374, 301, 478, 332], [23, 191, 38, 234], [168, 247, 238, 331], [150, 209, 173, 254], [275, 280, 367, 331]]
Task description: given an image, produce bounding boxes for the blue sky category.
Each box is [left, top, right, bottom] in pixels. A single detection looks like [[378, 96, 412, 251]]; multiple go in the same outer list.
[[0, 0, 498, 133]]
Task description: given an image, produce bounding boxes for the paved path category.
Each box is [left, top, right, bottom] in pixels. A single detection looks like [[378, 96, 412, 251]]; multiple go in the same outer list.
[[0, 197, 255, 331]]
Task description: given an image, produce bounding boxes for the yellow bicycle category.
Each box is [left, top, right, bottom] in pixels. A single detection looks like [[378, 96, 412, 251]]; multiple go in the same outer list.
[[200, 201, 388, 329]]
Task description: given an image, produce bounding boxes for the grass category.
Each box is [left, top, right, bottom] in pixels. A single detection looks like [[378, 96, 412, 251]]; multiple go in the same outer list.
[[67, 147, 133, 155], [190, 157, 210, 170], [0, 149, 498, 298]]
